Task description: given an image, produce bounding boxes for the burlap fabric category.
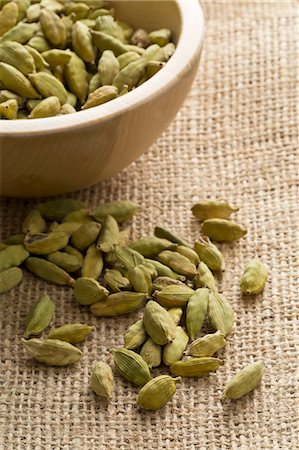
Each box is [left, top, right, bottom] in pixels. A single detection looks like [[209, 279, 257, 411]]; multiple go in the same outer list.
[[0, 1, 298, 449]]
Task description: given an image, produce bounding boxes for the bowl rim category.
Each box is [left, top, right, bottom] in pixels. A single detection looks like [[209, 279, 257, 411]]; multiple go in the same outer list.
[[1, 0, 204, 136]]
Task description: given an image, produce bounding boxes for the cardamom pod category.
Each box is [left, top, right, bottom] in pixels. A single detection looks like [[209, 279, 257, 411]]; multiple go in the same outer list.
[[47, 323, 94, 344], [65, 1, 90, 20], [71, 222, 101, 251], [96, 215, 119, 253], [25, 45, 49, 70], [42, 49, 72, 67], [114, 246, 145, 270], [0, 245, 29, 272], [186, 288, 209, 341], [74, 277, 109, 305], [154, 226, 191, 248], [157, 250, 197, 279], [72, 21, 95, 63], [91, 361, 114, 399], [202, 219, 247, 242], [63, 208, 92, 224], [154, 285, 194, 308], [94, 14, 124, 40], [149, 28, 171, 47], [40, 9, 66, 46], [194, 261, 216, 291], [91, 292, 146, 316], [98, 49, 120, 85], [192, 201, 239, 221], [170, 357, 222, 377], [163, 326, 189, 366], [240, 260, 268, 294], [64, 52, 89, 104], [103, 268, 131, 292], [0, 90, 23, 105], [208, 290, 234, 336], [21, 338, 82, 366], [144, 258, 184, 280], [0, 2, 19, 38], [175, 245, 199, 265], [48, 222, 81, 234], [112, 347, 151, 386], [57, 104, 77, 115], [37, 199, 84, 222], [82, 244, 103, 279], [82, 85, 118, 109], [0, 41, 35, 75], [0, 99, 18, 119], [64, 245, 84, 265], [25, 257, 75, 286], [91, 30, 128, 56], [22, 209, 46, 235], [0, 267, 23, 294], [0, 62, 40, 98], [27, 35, 51, 53], [124, 319, 147, 350], [29, 72, 68, 105], [90, 200, 138, 223], [129, 237, 177, 257], [194, 238, 225, 271], [1, 22, 39, 45], [24, 294, 55, 338], [185, 331, 226, 357], [222, 361, 265, 400], [137, 375, 180, 411], [140, 337, 161, 368], [141, 261, 158, 280], [89, 72, 102, 94], [113, 59, 147, 92], [47, 251, 82, 272], [128, 265, 152, 294], [24, 232, 70, 255], [167, 307, 183, 326], [28, 96, 61, 119], [143, 300, 176, 345], [117, 51, 140, 70]]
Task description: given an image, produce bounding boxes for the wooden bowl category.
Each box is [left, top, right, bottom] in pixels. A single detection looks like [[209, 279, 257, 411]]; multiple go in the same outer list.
[[0, 0, 204, 198]]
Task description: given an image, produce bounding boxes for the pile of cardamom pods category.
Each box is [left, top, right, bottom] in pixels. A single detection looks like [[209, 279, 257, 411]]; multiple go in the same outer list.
[[0, 198, 268, 409], [0, 0, 175, 119]]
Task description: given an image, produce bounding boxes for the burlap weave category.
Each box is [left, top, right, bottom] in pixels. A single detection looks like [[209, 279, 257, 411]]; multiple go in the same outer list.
[[0, 1, 298, 449]]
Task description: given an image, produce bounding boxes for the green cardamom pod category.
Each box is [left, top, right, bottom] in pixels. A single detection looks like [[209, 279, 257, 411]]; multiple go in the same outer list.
[[143, 300, 176, 345], [240, 260, 268, 294], [24, 294, 55, 338], [137, 375, 180, 411], [71, 222, 101, 251], [0, 2, 19, 38], [47, 251, 82, 272], [91, 361, 114, 399], [74, 277, 109, 305], [0, 62, 40, 98], [176, 245, 199, 265], [48, 221, 81, 234], [157, 250, 197, 279], [25, 257, 75, 286], [91, 291, 146, 316], [144, 258, 184, 280], [82, 85, 118, 109], [186, 288, 209, 341], [117, 51, 140, 70], [40, 9, 66, 46], [163, 326, 189, 366], [91, 30, 128, 56], [128, 265, 152, 294], [96, 215, 119, 253], [185, 331, 226, 357], [113, 59, 147, 92], [27, 35, 51, 53], [202, 219, 247, 242], [148, 28, 171, 47], [208, 290, 234, 336], [140, 337, 161, 368], [129, 236, 177, 257], [103, 268, 131, 292], [0, 99, 18, 119], [167, 307, 183, 326], [28, 96, 61, 119], [64, 52, 89, 104], [98, 49, 120, 85], [29, 72, 68, 104], [37, 199, 85, 222], [154, 226, 191, 247], [82, 244, 103, 279], [124, 319, 147, 350], [0, 41, 35, 75], [222, 361, 265, 400], [47, 323, 94, 344], [0, 267, 23, 294], [64, 245, 84, 265], [193, 261, 216, 291], [114, 246, 145, 270], [170, 357, 222, 377], [154, 285, 194, 308], [63, 208, 92, 224], [112, 347, 151, 386], [0, 245, 29, 272], [22, 209, 46, 235], [42, 49, 72, 67], [72, 21, 96, 63], [89, 72, 102, 94], [194, 238, 225, 271], [90, 200, 138, 223], [192, 201, 239, 221], [0, 22, 39, 45], [24, 232, 70, 255], [21, 338, 82, 366]]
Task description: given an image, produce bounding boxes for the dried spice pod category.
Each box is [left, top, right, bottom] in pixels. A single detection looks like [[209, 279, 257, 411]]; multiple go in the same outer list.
[[222, 361, 265, 400], [163, 326, 189, 366], [157, 250, 197, 279], [21, 338, 82, 366], [25, 257, 75, 286], [24, 232, 70, 255], [170, 357, 222, 377], [194, 238, 225, 271], [208, 290, 234, 336], [74, 277, 109, 305], [137, 375, 180, 411], [140, 337, 161, 369], [91, 361, 114, 400], [91, 292, 146, 317], [47, 323, 94, 344], [96, 215, 119, 253], [129, 237, 177, 257], [0, 245, 29, 273], [186, 288, 209, 341], [194, 262, 216, 291], [71, 222, 101, 251], [192, 201, 239, 221], [124, 319, 147, 350], [154, 285, 194, 308], [112, 348, 151, 386], [143, 300, 176, 345], [22, 209, 46, 235], [24, 294, 55, 338], [185, 331, 226, 357], [202, 219, 247, 242], [0, 267, 23, 294], [240, 260, 268, 294]]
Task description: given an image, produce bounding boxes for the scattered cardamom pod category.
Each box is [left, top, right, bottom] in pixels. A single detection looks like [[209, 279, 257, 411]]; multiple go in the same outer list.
[[222, 361, 265, 400], [124, 319, 147, 350], [143, 300, 176, 345], [91, 292, 146, 316], [74, 277, 109, 305], [71, 222, 101, 251], [24, 294, 55, 338], [0, 245, 29, 272], [140, 337, 161, 368], [129, 237, 177, 257], [208, 290, 234, 336], [194, 238, 225, 271], [193, 261, 216, 291], [82, 244, 103, 279], [185, 331, 226, 357], [186, 288, 209, 341], [240, 260, 268, 294], [202, 219, 247, 242], [47, 323, 94, 344], [90, 200, 138, 224], [25, 257, 75, 286], [157, 250, 197, 279], [103, 268, 131, 292], [154, 285, 194, 308], [0, 267, 23, 294], [21, 338, 82, 366], [24, 232, 70, 255], [37, 199, 85, 222], [128, 265, 152, 294], [137, 375, 180, 411], [22, 209, 46, 235], [112, 347, 151, 386], [91, 361, 114, 399], [163, 326, 189, 366], [96, 215, 119, 253], [170, 357, 222, 377], [192, 201, 239, 221]]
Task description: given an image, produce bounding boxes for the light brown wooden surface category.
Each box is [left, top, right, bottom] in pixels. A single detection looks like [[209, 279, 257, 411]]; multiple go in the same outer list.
[[0, 0, 204, 198]]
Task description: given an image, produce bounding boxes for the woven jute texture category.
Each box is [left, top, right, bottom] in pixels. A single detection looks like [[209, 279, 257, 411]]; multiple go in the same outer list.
[[0, 1, 298, 449]]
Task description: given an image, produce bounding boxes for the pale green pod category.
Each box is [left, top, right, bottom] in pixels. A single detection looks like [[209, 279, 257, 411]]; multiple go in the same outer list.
[[27, 35, 51, 53], [112, 348, 151, 386], [208, 290, 234, 336], [103, 269, 131, 292], [143, 300, 176, 345], [89, 8, 114, 20], [0, 267, 23, 294], [113, 59, 147, 92], [0, 41, 35, 75], [24, 294, 55, 338], [24, 45, 49, 71], [114, 246, 145, 270], [0, 62, 40, 98], [65, 1, 90, 20], [222, 361, 265, 400], [98, 50, 119, 85], [117, 51, 140, 70], [194, 262, 216, 291], [124, 44, 145, 55], [157, 250, 197, 279], [176, 245, 199, 266], [0, 22, 39, 44], [240, 260, 268, 294], [90, 200, 138, 223], [149, 28, 171, 46], [74, 277, 109, 305], [141, 262, 158, 280], [0, 99, 18, 119], [0, 245, 29, 272], [47, 251, 82, 272], [140, 337, 161, 368], [149, 42, 175, 62], [91, 30, 128, 56], [96, 215, 119, 253], [128, 265, 152, 294], [64, 52, 89, 104], [22, 209, 46, 235], [82, 244, 103, 279], [185, 331, 226, 357], [66, 92, 77, 107], [64, 245, 84, 265], [71, 222, 101, 251], [42, 49, 72, 67], [163, 326, 189, 366], [154, 226, 191, 248], [40, 0, 66, 13], [26, 3, 41, 22], [0, 2, 19, 38], [170, 357, 222, 377], [89, 72, 101, 93], [154, 285, 194, 308], [48, 221, 81, 234], [29, 72, 68, 104], [137, 375, 180, 411], [78, 18, 96, 28], [82, 85, 118, 109], [116, 20, 134, 43], [129, 237, 177, 257], [91, 292, 146, 317], [47, 323, 94, 344], [202, 219, 247, 242], [192, 201, 239, 221], [186, 288, 209, 341], [194, 238, 225, 271], [37, 199, 84, 221], [91, 361, 114, 399], [24, 232, 69, 255], [144, 259, 184, 281], [0, 90, 23, 106], [26, 99, 41, 112], [124, 319, 147, 350], [40, 8, 66, 46], [167, 307, 183, 326], [21, 338, 82, 366], [72, 21, 95, 63], [57, 104, 77, 115], [25, 257, 75, 286], [14, 0, 30, 21], [63, 208, 92, 224], [143, 44, 161, 60], [94, 15, 123, 41], [29, 96, 61, 119], [145, 60, 165, 78]]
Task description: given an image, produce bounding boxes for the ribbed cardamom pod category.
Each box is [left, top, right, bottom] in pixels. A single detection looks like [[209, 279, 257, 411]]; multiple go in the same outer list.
[[0, 41, 35, 75], [82, 244, 103, 279], [29, 72, 68, 105], [24, 294, 55, 338], [112, 348, 151, 386], [22, 209, 46, 235], [74, 277, 109, 305], [240, 260, 268, 294], [175, 245, 199, 265], [186, 288, 209, 341], [163, 326, 189, 366], [202, 219, 247, 242], [91, 361, 114, 400], [129, 237, 177, 257], [91, 30, 129, 56], [149, 28, 171, 46], [152, 276, 185, 291], [192, 201, 239, 221], [208, 290, 234, 336], [98, 49, 120, 85], [128, 265, 152, 294], [222, 361, 265, 400], [39, 9, 67, 46], [72, 21, 96, 63], [143, 300, 176, 345], [47, 251, 82, 273], [194, 238, 225, 271], [0, 2, 19, 38], [167, 307, 183, 326], [0, 245, 29, 273], [0, 62, 40, 98], [47, 323, 94, 344], [37, 199, 84, 222], [137, 375, 180, 411], [25, 257, 75, 287], [124, 319, 147, 350], [96, 215, 119, 253], [90, 292, 146, 316], [71, 222, 101, 251], [154, 285, 194, 308], [0, 267, 23, 294], [193, 261, 216, 291], [140, 337, 161, 368], [21, 338, 82, 366], [144, 259, 184, 280], [117, 51, 140, 70], [114, 246, 145, 270], [28, 96, 61, 119], [170, 357, 222, 377], [157, 250, 197, 279], [64, 245, 84, 265], [103, 269, 131, 292], [113, 59, 147, 91], [0, 99, 18, 119], [154, 226, 190, 248], [24, 232, 70, 255], [63, 208, 92, 224], [82, 85, 118, 109], [185, 331, 226, 357], [90, 200, 138, 224], [41, 49, 72, 67]]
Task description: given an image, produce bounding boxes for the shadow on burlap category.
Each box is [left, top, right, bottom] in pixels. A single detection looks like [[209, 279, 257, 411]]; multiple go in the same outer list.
[[0, 1, 298, 449]]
